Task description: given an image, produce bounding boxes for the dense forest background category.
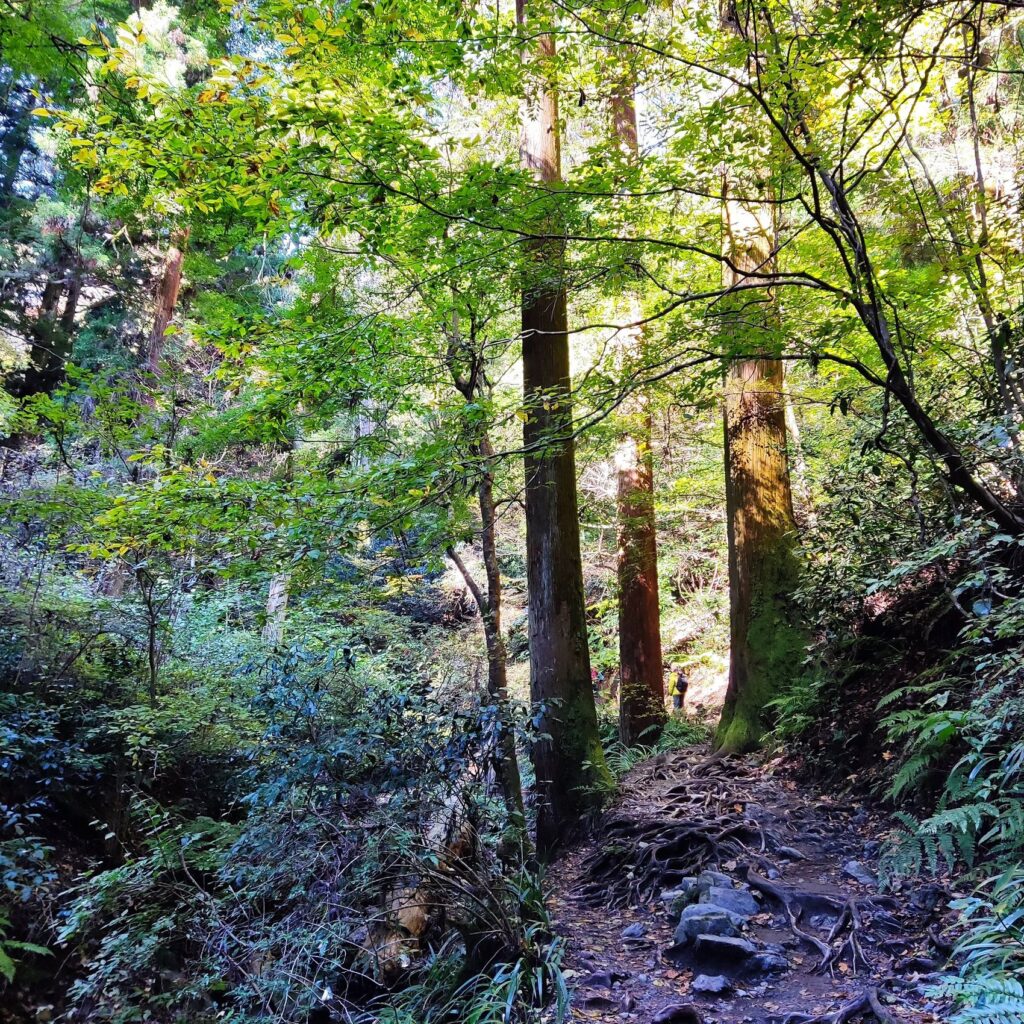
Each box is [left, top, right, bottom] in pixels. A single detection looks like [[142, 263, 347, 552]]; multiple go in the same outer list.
[[2, 1, 1024, 1022]]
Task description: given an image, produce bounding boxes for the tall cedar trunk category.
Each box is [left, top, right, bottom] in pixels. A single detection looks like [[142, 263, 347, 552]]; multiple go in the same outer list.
[[144, 230, 189, 375], [610, 83, 666, 747], [715, 182, 803, 753], [517, 0, 610, 853]]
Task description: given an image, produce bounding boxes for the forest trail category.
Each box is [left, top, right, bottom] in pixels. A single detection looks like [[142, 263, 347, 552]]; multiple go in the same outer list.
[[547, 746, 947, 1024]]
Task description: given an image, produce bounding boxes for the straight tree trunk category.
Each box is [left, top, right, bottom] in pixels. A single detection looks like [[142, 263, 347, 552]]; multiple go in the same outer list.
[[11, 256, 71, 398], [715, 182, 803, 753], [59, 261, 82, 336], [262, 421, 302, 646], [0, 95, 31, 200], [473, 433, 528, 833], [443, 309, 530, 846], [262, 573, 290, 645], [447, 458, 528, 838], [144, 229, 189, 375], [516, 0, 610, 853], [610, 82, 666, 748]]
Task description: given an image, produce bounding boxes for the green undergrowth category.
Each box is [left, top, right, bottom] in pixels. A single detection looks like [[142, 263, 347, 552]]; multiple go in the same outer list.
[[770, 517, 1024, 1024], [598, 709, 713, 781], [0, 568, 565, 1024]]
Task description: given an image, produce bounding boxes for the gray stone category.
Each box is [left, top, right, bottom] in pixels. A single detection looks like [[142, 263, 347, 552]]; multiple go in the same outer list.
[[673, 904, 744, 946], [749, 952, 789, 973], [693, 933, 757, 963], [775, 845, 806, 860], [651, 1004, 703, 1024], [910, 884, 944, 913], [843, 859, 877, 886], [661, 878, 701, 906], [700, 885, 759, 917], [697, 870, 734, 893], [580, 970, 626, 989], [691, 974, 733, 994]]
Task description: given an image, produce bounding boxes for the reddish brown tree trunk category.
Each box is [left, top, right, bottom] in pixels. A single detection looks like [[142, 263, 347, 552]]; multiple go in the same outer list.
[[144, 230, 189, 375], [610, 84, 666, 748], [517, 0, 610, 853]]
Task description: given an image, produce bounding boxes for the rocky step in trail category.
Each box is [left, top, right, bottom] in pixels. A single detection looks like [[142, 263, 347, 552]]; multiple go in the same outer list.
[[547, 747, 951, 1024]]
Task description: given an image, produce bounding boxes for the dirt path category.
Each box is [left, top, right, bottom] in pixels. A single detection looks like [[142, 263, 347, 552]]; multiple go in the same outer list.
[[546, 746, 950, 1024]]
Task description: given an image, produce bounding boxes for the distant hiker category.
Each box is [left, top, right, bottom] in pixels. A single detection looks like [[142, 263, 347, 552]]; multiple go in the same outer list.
[[668, 663, 688, 710]]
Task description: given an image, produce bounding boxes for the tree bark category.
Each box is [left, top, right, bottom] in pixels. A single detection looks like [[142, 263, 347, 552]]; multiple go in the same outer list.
[[262, 573, 290, 645], [609, 84, 665, 747], [10, 254, 72, 399], [144, 229, 189, 376], [443, 306, 530, 845], [517, 0, 610, 853], [715, 178, 803, 754], [474, 433, 528, 830], [447, 501, 527, 837], [59, 260, 82, 336], [0, 89, 31, 200]]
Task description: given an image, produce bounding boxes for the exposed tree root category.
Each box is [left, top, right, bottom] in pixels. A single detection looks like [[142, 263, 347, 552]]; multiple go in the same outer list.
[[741, 867, 899, 979], [580, 813, 762, 906], [821, 899, 867, 974], [776, 987, 899, 1024], [740, 866, 846, 962]]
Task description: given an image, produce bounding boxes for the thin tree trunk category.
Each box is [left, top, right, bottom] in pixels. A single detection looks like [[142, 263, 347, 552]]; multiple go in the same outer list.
[[715, 174, 803, 754], [59, 261, 82, 336], [516, 0, 610, 853], [610, 82, 665, 747], [447, 450, 528, 838], [474, 433, 528, 829], [784, 389, 814, 525], [262, 573, 290, 645], [262, 418, 302, 646], [144, 229, 189, 376], [443, 310, 529, 844]]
